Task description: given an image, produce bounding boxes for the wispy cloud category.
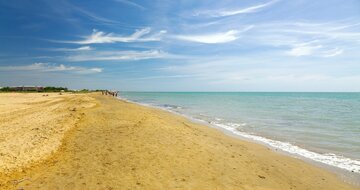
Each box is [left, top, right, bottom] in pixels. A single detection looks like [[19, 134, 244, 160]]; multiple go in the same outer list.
[[66, 50, 167, 61], [43, 0, 123, 25], [286, 41, 322, 56], [287, 46, 319, 56], [322, 48, 344, 57], [235, 21, 360, 57], [76, 46, 93, 51], [114, 0, 145, 10], [156, 55, 360, 91], [287, 42, 344, 57], [57, 28, 166, 44], [266, 21, 360, 41], [0, 63, 102, 74], [126, 74, 196, 80], [49, 46, 93, 52], [194, 0, 278, 17], [70, 4, 120, 24], [173, 26, 253, 44]]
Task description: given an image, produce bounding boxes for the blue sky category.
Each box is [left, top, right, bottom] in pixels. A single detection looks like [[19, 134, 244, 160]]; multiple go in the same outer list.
[[0, 0, 359, 91]]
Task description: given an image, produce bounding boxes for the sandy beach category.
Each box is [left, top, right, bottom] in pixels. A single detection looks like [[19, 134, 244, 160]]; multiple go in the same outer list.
[[0, 93, 358, 190]]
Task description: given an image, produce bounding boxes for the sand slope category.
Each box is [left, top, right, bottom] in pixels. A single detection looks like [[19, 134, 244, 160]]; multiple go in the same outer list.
[[0, 93, 358, 189]]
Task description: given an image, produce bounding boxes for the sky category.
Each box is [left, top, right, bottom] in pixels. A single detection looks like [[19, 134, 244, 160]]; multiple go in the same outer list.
[[0, 0, 359, 91]]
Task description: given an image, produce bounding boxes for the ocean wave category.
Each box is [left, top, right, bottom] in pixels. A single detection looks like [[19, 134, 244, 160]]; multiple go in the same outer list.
[[212, 122, 360, 174], [160, 104, 183, 109], [118, 96, 360, 174], [225, 122, 247, 128]]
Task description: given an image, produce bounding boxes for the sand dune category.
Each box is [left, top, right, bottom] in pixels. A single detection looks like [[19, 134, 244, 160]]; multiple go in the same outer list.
[[0, 93, 358, 189]]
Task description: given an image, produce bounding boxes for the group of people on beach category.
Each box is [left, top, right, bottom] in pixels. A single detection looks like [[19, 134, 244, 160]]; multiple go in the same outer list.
[[102, 90, 119, 97]]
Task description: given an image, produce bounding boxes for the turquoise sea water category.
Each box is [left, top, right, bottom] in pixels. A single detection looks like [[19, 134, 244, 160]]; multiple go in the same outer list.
[[119, 92, 360, 174]]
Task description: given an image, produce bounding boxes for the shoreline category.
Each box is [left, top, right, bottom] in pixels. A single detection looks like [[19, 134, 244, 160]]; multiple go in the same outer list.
[[0, 93, 358, 189], [118, 95, 360, 186], [119, 94, 360, 187]]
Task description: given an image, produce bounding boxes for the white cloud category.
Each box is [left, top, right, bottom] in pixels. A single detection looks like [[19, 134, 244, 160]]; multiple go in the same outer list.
[[287, 43, 322, 57], [155, 55, 360, 91], [286, 41, 344, 57], [235, 21, 358, 57], [114, 0, 145, 10], [272, 22, 360, 40], [322, 48, 344, 57], [50, 46, 93, 51], [66, 50, 167, 61], [173, 27, 253, 44], [76, 46, 93, 51], [45, 0, 121, 25], [0, 63, 102, 74], [61, 28, 166, 44], [127, 74, 196, 80], [194, 0, 278, 17]]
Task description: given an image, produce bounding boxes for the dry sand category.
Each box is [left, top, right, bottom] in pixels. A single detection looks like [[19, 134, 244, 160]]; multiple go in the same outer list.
[[0, 93, 358, 189], [0, 93, 96, 174]]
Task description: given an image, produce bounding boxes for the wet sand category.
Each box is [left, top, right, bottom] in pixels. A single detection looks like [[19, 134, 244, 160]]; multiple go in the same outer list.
[[0, 93, 358, 189]]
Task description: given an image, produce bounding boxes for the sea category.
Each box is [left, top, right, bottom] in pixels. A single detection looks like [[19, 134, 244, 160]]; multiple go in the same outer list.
[[119, 92, 360, 178]]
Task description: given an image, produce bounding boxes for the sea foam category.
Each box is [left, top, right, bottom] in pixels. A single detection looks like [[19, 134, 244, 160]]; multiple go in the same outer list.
[[212, 122, 360, 174], [118, 95, 360, 174]]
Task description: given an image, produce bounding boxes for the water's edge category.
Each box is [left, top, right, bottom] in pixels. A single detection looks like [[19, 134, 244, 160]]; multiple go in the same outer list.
[[116, 96, 360, 186]]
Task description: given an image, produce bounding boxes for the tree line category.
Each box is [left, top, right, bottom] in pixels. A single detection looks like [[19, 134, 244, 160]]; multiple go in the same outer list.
[[0, 86, 104, 92]]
